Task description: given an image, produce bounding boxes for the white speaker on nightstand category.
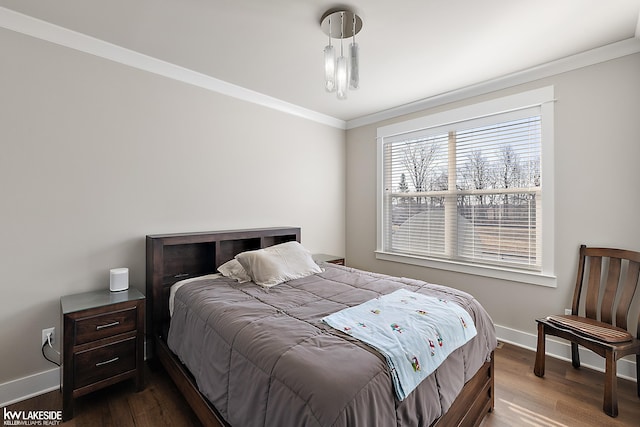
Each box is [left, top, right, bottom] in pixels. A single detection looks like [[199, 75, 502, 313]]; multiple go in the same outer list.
[[110, 268, 129, 292]]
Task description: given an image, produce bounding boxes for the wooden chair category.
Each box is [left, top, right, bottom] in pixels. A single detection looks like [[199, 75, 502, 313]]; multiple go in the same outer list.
[[534, 245, 640, 417]]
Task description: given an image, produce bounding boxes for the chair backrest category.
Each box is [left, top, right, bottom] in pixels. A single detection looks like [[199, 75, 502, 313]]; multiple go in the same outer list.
[[572, 245, 640, 337]]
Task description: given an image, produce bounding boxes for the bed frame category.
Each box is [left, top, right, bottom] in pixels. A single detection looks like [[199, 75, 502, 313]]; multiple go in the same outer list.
[[145, 227, 494, 427]]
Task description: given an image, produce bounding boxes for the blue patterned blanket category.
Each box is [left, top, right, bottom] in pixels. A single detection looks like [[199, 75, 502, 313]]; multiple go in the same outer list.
[[323, 288, 477, 400]]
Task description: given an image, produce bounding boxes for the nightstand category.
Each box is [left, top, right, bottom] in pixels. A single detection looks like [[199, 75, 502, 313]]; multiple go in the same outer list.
[[60, 288, 145, 420], [313, 254, 345, 265]]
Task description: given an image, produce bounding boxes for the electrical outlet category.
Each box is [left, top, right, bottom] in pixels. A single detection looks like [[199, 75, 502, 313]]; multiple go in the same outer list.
[[42, 327, 55, 346], [564, 308, 572, 315]]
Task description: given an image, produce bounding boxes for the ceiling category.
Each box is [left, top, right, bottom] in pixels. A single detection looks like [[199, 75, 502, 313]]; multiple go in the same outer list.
[[1, 0, 639, 123]]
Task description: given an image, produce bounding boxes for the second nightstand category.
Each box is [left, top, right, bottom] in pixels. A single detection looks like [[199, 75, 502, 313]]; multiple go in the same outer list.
[[60, 288, 145, 421], [313, 254, 345, 265]]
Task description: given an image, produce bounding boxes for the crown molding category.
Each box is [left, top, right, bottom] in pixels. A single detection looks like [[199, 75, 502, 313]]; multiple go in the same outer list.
[[346, 37, 640, 130], [1, 7, 638, 133], [0, 7, 347, 130]]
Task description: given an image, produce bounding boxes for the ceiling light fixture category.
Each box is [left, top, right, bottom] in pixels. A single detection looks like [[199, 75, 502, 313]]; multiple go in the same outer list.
[[321, 9, 362, 100]]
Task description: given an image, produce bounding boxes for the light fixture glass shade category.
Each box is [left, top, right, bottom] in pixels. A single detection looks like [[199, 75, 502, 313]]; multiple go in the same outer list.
[[336, 55, 348, 100], [349, 42, 359, 90], [320, 9, 362, 99], [324, 45, 336, 92]]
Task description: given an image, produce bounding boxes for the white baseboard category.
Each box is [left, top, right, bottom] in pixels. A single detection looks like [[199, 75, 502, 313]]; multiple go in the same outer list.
[[1, 326, 636, 407], [0, 367, 60, 407], [495, 324, 638, 382]]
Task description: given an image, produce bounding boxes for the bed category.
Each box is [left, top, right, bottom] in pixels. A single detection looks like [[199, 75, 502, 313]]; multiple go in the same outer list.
[[146, 227, 497, 426]]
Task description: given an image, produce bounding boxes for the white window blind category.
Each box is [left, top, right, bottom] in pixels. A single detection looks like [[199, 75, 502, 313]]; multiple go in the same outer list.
[[381, 106, 543, 272]]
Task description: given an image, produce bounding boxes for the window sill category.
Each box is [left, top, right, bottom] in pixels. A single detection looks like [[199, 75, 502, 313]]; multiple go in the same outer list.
[[375, 251, 557, 288]]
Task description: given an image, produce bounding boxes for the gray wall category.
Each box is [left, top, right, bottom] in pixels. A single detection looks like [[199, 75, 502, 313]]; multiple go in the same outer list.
[[0, 28, 345, 385], [346, 53, 640, 338]]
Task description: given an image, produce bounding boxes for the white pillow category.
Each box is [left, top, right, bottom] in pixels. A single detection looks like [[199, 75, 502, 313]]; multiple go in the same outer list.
[[217, 259, 252, 283], [235, 241, 322, 287]]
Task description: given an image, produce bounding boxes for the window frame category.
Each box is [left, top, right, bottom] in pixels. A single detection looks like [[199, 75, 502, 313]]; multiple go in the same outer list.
[[376, 87, 556, 287]]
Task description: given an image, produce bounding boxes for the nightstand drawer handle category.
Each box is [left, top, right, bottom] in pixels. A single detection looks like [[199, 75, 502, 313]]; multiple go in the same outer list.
[[95, 357, 119, 367], [96, 321, 120, 330], [174, 273, 189, 278]]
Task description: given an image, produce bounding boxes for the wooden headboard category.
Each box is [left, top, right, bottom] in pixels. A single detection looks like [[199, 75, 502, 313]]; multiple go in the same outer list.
[[145, 227, 300, 343]]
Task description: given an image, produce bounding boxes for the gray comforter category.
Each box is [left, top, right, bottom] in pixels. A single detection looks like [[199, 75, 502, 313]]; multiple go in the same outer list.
[[168, 263, 497, 427]]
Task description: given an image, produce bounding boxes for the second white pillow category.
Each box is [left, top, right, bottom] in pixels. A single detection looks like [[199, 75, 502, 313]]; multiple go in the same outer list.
[[218, 259, 252, 283]]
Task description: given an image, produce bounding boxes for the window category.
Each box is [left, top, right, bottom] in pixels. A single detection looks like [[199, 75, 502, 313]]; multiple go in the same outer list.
[[376, 87, 555, 286]]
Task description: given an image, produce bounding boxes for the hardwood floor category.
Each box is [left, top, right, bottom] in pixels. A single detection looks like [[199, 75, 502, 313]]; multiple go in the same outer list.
[[4, 363, 203, 427], [481, 343, 639, 427], [5, 343, 638, 426]]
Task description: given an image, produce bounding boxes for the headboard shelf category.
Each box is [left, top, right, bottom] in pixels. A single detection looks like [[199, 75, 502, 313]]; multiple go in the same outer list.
[[162, 242, 216, 283], [218, 238, 261, 266], [146, 227, 300, 343]]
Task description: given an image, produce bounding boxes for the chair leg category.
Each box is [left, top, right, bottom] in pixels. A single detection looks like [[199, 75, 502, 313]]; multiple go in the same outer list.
[[636, 354, 639, 398], [571, 342, 580, 369], [603, 351, 618, 417], [534, 322, 545, 377]]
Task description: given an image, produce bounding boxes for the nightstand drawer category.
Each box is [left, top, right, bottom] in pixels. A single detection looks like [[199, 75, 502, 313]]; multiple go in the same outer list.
[[75, 307, 138, 344], [74, 337, 136, 389]]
